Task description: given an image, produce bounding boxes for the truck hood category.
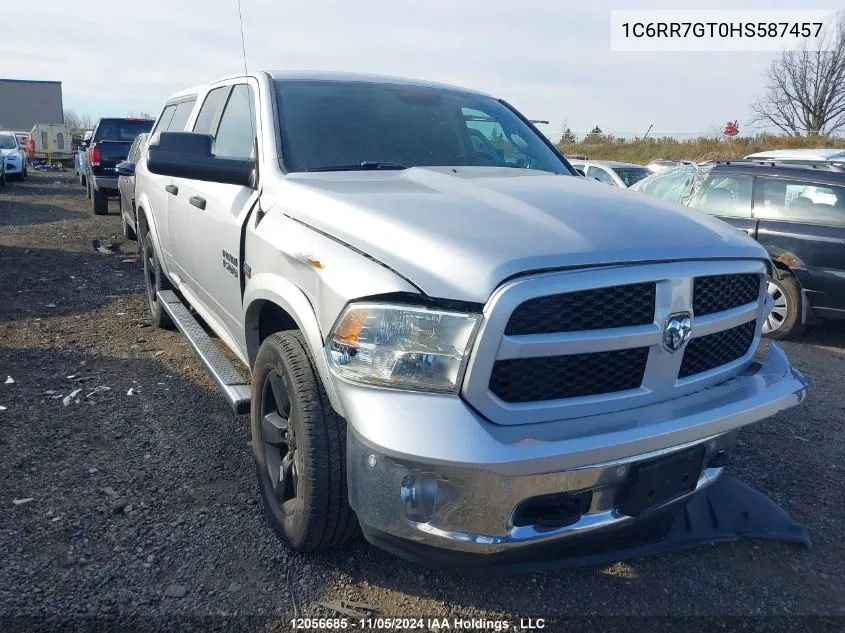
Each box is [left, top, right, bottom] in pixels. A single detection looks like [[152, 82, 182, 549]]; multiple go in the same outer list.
[[281, 167, 767, 303]]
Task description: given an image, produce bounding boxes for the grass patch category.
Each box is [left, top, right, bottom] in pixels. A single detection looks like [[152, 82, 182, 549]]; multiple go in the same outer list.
[[557, 134, 844, 165]]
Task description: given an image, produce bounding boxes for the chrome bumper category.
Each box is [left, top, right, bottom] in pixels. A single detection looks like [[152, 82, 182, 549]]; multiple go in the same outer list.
[[342, 343, 806, 555], [92, 175, 118, 191]]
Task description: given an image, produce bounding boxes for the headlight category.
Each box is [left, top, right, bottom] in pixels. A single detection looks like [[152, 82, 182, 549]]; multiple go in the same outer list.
[[327, 303, 481, 392]]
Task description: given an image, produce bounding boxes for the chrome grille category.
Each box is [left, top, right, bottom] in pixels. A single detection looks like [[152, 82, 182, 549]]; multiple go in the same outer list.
[[679, 320, 756, 378], [694, 274, 760, 316], [505, 283, 655, 335], [490, 348, 648, 402], [462, 260, 766, 426]]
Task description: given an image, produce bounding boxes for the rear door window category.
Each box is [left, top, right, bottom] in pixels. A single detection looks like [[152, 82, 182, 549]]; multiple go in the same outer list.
[[166, 99, 197, 133], [150, 105, 176, 137], [192, 87, 230, 135], [690, 174, 753, 217], [754, 177, 845, 226]]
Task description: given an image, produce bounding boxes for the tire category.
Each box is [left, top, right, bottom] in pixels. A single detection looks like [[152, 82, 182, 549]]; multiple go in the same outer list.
[[141, 231, 173, 329], [251, 331, 359, 551], [92, 186, 108, 215], [763, 272, 804, 340]]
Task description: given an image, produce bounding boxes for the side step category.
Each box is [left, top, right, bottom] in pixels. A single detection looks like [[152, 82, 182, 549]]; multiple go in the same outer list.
[[157, 290, 251, 414]]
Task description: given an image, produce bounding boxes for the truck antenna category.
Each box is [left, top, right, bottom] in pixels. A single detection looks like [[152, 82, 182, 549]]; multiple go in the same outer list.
[[236, 0, 249, 75]]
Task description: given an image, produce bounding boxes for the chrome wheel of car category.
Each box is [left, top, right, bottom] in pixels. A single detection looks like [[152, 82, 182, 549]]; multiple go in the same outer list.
[[260, 368, 299, 515], [763, 280, 789, 334]]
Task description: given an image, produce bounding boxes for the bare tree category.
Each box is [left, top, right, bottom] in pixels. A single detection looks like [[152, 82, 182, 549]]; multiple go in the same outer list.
[[64, 110, 94, 137], [750, 22, 845, 135], [127, 111, 154, 120]]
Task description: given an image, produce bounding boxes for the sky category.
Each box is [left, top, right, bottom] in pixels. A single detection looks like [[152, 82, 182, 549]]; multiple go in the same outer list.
[[1, 0, 824, 141]]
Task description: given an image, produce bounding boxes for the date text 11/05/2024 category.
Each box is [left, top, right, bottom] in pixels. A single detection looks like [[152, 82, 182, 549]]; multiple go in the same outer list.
[[290, 617, 547, 630]]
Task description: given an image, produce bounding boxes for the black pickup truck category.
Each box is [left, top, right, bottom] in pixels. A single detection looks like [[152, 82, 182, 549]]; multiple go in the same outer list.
[[84, 118, 153, 215]]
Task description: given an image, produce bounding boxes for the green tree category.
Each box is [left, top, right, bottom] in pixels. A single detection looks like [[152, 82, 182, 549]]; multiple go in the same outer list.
[[559, 126, 576, 143]]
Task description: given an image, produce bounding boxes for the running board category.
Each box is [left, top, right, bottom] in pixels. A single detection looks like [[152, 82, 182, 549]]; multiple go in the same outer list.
[[157, 290, 251, 414]]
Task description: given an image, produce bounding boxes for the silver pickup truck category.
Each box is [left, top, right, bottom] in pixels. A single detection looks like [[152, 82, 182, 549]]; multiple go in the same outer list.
[[131, 71, 807, 567]]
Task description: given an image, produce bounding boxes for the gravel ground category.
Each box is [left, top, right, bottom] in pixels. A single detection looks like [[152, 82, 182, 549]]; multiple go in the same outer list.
[[1, 172, 843, 632]]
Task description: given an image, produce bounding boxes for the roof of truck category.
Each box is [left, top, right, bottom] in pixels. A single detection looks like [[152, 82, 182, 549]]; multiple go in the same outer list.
[[164, 72, 492, 104], [267, 71, 489, 96]]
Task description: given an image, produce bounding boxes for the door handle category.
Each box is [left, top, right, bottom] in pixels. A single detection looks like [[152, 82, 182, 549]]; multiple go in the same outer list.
[[190, 196, 207, 210], [165, 184, 178, 195]]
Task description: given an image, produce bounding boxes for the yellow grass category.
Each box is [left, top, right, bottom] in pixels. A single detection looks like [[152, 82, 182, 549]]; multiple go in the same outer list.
[[557, 134, 845, 165]]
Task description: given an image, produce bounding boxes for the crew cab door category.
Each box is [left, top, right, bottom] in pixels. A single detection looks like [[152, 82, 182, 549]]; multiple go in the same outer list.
[[177, 81, 260, 348]]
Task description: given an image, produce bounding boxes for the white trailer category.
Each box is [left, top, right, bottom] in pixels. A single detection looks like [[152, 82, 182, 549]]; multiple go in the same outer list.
[[30, 123, 72, 164]]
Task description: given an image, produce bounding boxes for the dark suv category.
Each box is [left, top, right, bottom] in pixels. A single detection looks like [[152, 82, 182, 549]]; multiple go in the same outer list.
[[631, 160, 845, 339]]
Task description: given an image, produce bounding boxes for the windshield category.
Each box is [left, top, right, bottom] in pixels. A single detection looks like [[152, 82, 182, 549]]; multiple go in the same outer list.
[[275, 80, 570, 174], [613, 167, 650, 187], [93, 119, 154, 142], [0, 135, 17, 150]]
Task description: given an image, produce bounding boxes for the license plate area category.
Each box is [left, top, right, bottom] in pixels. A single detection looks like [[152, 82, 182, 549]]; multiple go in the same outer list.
[[620, 446, 706, 517]]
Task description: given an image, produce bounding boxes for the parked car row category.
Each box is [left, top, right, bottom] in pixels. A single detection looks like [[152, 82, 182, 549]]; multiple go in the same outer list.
[[72, 118, 154, 214]]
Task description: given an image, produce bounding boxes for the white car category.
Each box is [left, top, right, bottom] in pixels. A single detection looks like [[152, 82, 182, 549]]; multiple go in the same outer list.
[[569, 159, 651, 187], [0, 131, 28, 181], [744, 148, 845, 162], [646, 159, 694, 173]]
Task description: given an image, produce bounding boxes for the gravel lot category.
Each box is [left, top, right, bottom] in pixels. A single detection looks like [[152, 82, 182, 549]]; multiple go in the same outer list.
[[1, 172, 843, 632]]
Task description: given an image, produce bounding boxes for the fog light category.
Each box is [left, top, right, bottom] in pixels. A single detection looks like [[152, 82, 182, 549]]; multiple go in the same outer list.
[[401, 473, 437, 523]]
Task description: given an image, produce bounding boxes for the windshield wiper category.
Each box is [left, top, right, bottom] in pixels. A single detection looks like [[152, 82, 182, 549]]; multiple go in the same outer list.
[[305, 161, 407, 172]]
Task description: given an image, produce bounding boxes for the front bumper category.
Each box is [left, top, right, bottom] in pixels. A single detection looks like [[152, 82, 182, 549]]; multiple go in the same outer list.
[[342, 343, 806, 557]]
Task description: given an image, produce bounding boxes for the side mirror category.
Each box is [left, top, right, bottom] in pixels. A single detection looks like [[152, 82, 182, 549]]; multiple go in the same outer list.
[[575, 169, 585, 177], [115, 161, 135, 177], [148, 132, 254, 187]]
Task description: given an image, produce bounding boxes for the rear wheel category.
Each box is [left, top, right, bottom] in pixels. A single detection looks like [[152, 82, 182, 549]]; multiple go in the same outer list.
[[763, 273, 804, 340], [141, 231, 172, 329], [251, 331, 358, 551], [92, 187, 108, 215]]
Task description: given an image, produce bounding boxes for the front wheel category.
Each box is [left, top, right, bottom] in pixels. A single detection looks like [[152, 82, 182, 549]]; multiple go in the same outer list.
[[251, 331, 359, 551], [763, 273, 804, 340]]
